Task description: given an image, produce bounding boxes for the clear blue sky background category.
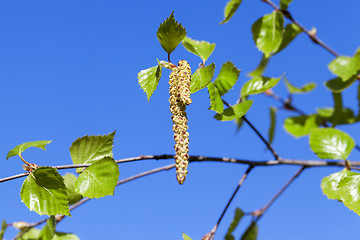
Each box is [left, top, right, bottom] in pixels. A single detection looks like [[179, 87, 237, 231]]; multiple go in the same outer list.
[[1, 0, 360, 239]]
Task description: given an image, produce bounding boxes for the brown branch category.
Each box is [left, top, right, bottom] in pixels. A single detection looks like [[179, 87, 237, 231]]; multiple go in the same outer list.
[[2, 155, 360, 184], [204, 166, 254, 240], [261, 0, 339, 57], [253, 166, 306, 222]]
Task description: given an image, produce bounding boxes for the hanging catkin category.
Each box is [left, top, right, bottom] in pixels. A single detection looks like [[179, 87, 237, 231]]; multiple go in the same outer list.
[[169, 60, 192, 184]]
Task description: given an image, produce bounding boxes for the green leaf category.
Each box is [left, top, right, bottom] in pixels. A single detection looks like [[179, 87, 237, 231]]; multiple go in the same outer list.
[[63, 173, 83, 205], [220, 0, 243, 24], [38, 216, 56, 240], [181, 36, 215, 62], [213, 61, 241, 96], [317, 107, 355, 125], [280, 0, 293, 10], [190, 63, 215, 93], [182, 233, 192, 240], [309, 128, 355, 160], [268, 107, 277, 145], [332, 92, 343, 127], [20, 167, 70, 216], [207, 82, 224, 113], [236, 117, 244, 132], [338, 174, 360, 215], [70, 131, 115, 173], [252, 11, 284, 57], [284, 115, 322, 138], [75, 157, 120, 198], [157, 11, 186, 54], [328, 56, 360, 81], [6, 140, 52, 160], [240, 221, 258, 240], [0, 220, 7, 240], [284, 75, 316, 94], [214, 100, 253, 121], [325, 75, 357, 93], [247, 55, 270, 77], [275, 23, 302, 54], [225, 208, 244, 240], [17, 228, 40, 240], [53, 232, 80, 240], [241, 76, 281, 98], [321, 169, 358, 200], [138, 61, 162, 101]]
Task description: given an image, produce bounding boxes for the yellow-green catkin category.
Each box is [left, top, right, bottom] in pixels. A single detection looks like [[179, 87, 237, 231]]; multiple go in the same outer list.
[[169, 60, 192, 184]]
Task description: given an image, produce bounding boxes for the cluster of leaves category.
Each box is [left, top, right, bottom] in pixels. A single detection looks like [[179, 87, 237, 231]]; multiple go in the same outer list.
[[3, 132, 119, 239], [138, 12, 293, 128]]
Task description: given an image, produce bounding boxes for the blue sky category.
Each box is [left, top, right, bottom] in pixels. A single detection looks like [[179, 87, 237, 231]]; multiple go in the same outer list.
[[1, 0, 360, 239]]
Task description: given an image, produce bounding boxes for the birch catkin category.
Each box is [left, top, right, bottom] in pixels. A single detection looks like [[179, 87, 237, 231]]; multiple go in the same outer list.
[[169, 60, 192, 184]]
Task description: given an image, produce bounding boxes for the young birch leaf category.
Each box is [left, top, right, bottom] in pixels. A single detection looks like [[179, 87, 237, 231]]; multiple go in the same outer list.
[[75, 157, 120, 198], [190, 63, 215, 93], [70, 131, 115, 173], [63, 173, 83, 205], [280, 0, 293, 10], [309, 128, 355, 160], [157, 12, 187, 54], [6, 140, 52, 160], [328, 56, 360, 81], [284, 75, 316, 94], [220, 0, 243, 24], [181, 36, 215, 62], [332, 92, 343, 127], [17, 228, 41, 240], [252, 11, 284, 57], [240, 221, 258, 240], [53, 232, 80, 240], [325, 75, 357, 93], [20, 167, 70, 216], [207, 82, 224, 113], [214, 100, 253, 121], [241, 76, 281, 98], [182, 233, 192, 240], [247, 55, 270, 77], [317, 107, 355, 125], [275, 23, 302, 54], [321, 169, 358, 200], [268, 107, 277, 145], [338, 174, 360, 215], [0, 220, 7, 240], [284, 115, 322, 138], [38, 216, 56, 240], [138, 61, 162, 101], [225, 208, 244, 240], [213, 61, 241, 96]]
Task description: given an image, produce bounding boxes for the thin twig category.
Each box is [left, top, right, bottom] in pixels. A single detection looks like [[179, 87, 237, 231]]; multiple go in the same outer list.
[[222, 99, 279, 160], [254, 166, 306, 222], [242, 116, 279, 160], [205, 166, 254, 239], [261, 0, 339, 57]]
